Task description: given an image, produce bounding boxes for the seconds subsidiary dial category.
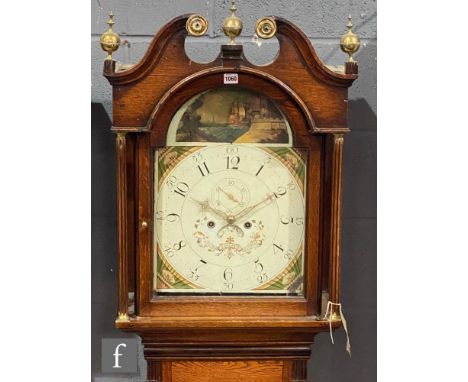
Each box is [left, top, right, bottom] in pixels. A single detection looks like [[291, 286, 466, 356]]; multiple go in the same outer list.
[[154, 145, 306, 294]]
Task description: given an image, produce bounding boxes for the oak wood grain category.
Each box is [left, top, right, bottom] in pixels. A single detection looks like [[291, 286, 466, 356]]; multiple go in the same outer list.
[[115, 316, 340, 329], [171, 361, 283, 382], [328, 134, 344, 304], [116, 133, 129, 317]]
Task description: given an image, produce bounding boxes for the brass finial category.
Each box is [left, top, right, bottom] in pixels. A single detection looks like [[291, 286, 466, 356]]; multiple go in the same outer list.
[[340, 15, 360, 62], [100, 11, 121, 61], [223, 0, 243, 45]]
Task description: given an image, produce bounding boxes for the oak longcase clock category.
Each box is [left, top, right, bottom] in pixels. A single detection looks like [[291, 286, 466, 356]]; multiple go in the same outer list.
[[101, 2, 360, 381]]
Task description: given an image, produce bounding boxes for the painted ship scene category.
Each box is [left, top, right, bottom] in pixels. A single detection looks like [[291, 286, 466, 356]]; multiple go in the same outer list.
[[174, 88, 290, 144]]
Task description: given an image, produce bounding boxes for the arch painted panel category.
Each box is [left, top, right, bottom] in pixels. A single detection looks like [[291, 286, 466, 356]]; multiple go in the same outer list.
[[166, 87, 292, 147]]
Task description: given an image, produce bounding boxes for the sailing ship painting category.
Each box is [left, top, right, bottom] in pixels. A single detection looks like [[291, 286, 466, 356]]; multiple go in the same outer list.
[[172, 88, 291, 145]]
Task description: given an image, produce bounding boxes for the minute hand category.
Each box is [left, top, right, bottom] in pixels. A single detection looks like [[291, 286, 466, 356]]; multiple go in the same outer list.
[[232, 193, 275, 222]]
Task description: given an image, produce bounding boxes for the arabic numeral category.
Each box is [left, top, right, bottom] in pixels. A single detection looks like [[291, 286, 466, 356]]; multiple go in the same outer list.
[[226, 146, 239, 155], [173, 240, 186, 251], [188, 260, 207, 281], [166, 213, 180, 222], [156, 211, 180, 222], [254, 260, 264, 274], [188, 270, 200, 280], [274, 186, 287, 198], [253, 263, 268, 283], [192, 152, 204, 164], [284, 249, 294, 260], [166, 176, 190, 197], [223, 282, 234, 290], [164, 240, 186, 257], [280, 216, 291, 225], [255, 165, 264, 177], [226, 156, 240, 170], [174, 181, 190, 197], [273, 243, 284, 255], [222, 270, 235, 289], [197, 162, 210, 177], [166, 176, 177, 189], [223, 268, 233, 281], [163, 246, 173, 257], [280, 216, 304, 225], [155, 211, 164, 220]]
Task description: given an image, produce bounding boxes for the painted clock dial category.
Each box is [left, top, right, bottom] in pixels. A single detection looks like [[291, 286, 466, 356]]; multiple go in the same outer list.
[[154, 144, 306, 295]]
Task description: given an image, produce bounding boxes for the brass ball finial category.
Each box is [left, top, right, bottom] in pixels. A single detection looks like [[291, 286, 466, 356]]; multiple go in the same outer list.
[[340, 15, 361, 62], [100, 11, 121, 61], [223, 0, 243, 45]]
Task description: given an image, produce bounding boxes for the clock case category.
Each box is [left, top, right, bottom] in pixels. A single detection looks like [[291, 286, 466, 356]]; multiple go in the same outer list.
[[103, 15, 357, 382]]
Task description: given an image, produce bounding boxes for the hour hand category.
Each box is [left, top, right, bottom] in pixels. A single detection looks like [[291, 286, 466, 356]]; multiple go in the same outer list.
[[189, 197, 229, 220]]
